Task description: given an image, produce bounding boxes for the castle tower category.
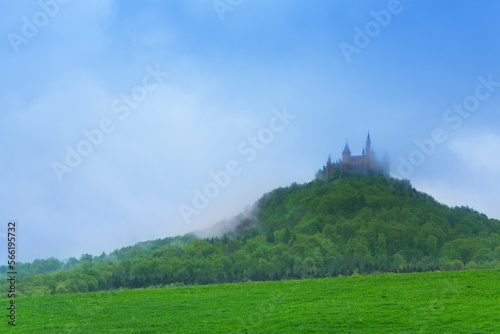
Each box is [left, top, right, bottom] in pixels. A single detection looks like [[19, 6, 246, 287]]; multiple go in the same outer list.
[[342, 141, 351, 159], [365, 132, 372, 156]]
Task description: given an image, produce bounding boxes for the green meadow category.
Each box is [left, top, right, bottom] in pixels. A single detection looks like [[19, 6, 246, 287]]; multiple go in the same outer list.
[[6, 269, 500, 333]]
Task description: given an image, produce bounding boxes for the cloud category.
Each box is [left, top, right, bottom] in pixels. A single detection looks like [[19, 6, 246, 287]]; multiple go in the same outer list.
[[411, 131, 500, 220], [448, 133, 500, 173]]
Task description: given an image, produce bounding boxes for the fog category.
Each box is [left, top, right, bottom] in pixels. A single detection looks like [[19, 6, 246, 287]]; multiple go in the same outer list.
[[1, 0, 499, 262]]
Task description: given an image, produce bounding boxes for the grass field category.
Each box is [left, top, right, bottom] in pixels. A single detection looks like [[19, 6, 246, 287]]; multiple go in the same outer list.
[[5, 269, 500, 333]]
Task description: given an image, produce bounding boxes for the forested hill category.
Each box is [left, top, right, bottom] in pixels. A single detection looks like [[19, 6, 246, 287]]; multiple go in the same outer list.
[[4, 175, 500, 296], [256, 175, 500, 246]]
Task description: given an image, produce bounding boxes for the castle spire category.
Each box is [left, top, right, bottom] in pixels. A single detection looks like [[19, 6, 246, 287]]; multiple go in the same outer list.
[[343, 141, 351, 157], [366, 131, 372, 155]]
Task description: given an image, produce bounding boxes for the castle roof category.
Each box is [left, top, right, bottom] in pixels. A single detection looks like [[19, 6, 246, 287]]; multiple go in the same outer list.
[[343, 142, 351, 154]]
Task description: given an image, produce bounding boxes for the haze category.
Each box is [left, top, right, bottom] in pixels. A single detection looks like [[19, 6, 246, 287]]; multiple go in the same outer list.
[[1, 0, 499, 262]]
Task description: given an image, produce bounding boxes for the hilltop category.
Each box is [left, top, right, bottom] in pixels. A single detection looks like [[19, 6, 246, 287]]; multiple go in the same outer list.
[[4, 175, 500, 296]]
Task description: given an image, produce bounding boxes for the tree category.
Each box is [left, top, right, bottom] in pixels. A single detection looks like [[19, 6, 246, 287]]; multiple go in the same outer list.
[[425, 235, 438, 255], [322, 223, 334, 240], [392, 253, 406, 271], [375, 233, 387, 256], [80, 254, 93, 262], [66, 257, 79, 268]]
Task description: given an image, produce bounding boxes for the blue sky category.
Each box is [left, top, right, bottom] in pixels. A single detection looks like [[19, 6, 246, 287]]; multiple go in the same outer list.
[[1, 0, 500, 262]]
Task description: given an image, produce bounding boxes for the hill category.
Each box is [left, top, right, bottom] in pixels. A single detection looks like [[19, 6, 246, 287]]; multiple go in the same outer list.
[[6, 269, 500, 333], [4, 175, 500, 296]]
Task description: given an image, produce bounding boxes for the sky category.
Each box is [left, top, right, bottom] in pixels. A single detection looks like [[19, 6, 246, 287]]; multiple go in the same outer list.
[[1, 0, 500, 262]]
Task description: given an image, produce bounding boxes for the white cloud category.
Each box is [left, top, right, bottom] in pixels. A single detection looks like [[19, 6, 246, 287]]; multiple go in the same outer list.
[[448, 133, 500, 173]]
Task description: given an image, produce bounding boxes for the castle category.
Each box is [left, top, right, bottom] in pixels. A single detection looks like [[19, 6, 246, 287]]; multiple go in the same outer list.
[[316, 132, 389, 180]]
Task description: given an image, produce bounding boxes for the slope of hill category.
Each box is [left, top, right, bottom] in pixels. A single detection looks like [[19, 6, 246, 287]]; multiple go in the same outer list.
[[5, 175, 500, 296], [256, 175, 500, 264], [7, 269, 500, 333]]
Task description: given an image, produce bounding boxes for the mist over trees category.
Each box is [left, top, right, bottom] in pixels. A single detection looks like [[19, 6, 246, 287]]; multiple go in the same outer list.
[[3, 175, 500, 296]]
